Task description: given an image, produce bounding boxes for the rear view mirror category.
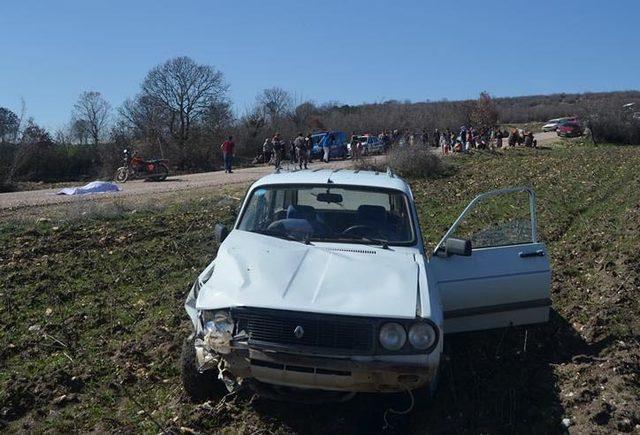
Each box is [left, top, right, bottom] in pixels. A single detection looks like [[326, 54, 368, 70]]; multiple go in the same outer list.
[[441, 238, 472, 257], [214, 224, 229, 244], [316, 192, 343, 203]]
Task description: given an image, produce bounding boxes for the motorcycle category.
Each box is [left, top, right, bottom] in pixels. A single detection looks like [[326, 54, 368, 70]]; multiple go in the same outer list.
[[114, 149, 169, 183]]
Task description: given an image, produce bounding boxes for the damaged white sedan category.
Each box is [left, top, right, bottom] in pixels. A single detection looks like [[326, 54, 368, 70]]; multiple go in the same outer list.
[[182, 169, 551, 401]]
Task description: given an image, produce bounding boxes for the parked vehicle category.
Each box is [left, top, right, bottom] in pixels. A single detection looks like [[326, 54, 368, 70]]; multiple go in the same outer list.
[[542, 118, 563, 132], [182, 170, 551, 402], [115, 149, 169, 183], [542, 117, 577, 132], [309, 131, 348, 160], [349, 134, 385, 156], [556, 121, 584, 137]]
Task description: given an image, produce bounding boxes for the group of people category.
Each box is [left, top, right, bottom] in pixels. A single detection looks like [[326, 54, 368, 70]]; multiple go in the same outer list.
[[261, 132, 318, 170], [219, 125, 539, 173], [388, 127, 537, 155]]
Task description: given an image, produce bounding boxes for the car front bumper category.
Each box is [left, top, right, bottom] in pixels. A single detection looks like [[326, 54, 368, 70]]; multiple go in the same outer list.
[[196, 336, 441, 394]]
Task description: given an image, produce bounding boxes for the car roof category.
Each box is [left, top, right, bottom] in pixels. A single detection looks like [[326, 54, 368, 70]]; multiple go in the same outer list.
[[249, 169, 412, 195]]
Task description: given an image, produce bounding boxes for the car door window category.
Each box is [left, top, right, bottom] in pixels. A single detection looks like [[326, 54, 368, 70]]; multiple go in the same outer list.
[[442, 190, 534, 249]]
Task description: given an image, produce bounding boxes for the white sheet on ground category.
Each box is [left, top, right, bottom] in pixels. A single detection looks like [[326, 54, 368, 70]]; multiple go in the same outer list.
[[57, 181, 122, 196]]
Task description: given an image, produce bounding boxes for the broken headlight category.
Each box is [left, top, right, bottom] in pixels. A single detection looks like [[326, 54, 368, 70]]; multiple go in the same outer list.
[[202, 310, 234, 335]]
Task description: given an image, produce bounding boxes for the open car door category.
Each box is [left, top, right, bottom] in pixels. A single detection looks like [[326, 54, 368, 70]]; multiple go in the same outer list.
[[429, 188, 551, 334]]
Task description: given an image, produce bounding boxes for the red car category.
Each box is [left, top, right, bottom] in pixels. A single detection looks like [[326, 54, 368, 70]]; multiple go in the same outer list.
[[557, 121, 584, 137]]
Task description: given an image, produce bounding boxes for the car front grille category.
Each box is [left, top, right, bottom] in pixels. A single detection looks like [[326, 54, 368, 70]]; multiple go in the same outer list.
[[232, 307, 375, 355]]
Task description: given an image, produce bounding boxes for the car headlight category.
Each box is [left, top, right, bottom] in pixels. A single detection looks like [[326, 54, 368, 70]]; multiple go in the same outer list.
[[379, 322, 407, 351], [408, 322, 437, 350], [202, 310, 234, 335]]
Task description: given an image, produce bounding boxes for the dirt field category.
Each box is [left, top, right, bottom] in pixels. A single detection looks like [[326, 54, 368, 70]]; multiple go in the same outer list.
[[4, 140, 636, 434]]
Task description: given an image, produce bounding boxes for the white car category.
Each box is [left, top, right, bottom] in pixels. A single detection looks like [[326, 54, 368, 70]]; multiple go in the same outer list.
[[182, 170, 551, 401], [542, 118, 563, 132], [348, 135, 385, 156]]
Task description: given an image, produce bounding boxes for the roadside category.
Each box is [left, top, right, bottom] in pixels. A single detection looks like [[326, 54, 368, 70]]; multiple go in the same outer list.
[[0, 157, 384, 212], [0, 132, 558, 213]]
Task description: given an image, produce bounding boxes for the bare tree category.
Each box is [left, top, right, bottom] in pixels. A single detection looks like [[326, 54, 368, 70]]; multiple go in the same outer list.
[[54, 122, 74, 144], [470, 91, 499, 130], [6, 118, 52, 182], [256, 87, 294, 123], [119, 95, 171, 157], [140, 56, 228, 146], [73, 91, 111, 144], [291, 101, 317, 130], [70, 118, 91, 144]]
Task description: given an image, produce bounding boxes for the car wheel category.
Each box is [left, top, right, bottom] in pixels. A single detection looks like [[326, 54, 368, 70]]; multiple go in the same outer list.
[[181, 337, 227, 402]]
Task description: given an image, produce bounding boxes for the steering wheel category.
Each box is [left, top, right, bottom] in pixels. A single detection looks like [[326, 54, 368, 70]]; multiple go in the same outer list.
[[341, 225, 384, 238]]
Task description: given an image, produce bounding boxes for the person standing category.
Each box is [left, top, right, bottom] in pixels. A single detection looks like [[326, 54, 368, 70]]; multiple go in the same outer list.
[[508, 129, 517, 147], [465, 130, 472, 151], [322, 133, 332, 163], [262, 137, 272, 164], [294, 132, 308, 169], [220, 135, 235, 173], [272, 133, 284, 169], [496, 129, 503, 148], [421, 129, 429, 146], [350, 132, 359, 159], [440, 131, 449, 155]]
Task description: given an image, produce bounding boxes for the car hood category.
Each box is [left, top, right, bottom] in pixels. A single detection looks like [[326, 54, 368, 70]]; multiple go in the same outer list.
[[196, 230, 423, 319]]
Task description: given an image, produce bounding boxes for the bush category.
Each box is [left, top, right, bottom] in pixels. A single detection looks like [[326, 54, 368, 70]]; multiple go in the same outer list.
[[589, 115, 640, 145], [355, 145, 450, 179]]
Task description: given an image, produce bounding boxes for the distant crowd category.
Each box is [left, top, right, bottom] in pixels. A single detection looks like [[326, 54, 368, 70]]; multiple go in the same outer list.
[[218, 127, 539, 173], [391, 127, 538, 154]]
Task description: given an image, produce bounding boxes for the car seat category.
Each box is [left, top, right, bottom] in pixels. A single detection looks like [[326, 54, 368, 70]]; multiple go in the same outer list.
[[287, 205, 316, 220], [356, 205, 395, 237], [286, 204, 329, 236], [357, 205, 387, 224]]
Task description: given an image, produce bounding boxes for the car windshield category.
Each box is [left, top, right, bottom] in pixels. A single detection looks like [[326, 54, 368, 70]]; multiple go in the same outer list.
[[237, 185, 415, 245]]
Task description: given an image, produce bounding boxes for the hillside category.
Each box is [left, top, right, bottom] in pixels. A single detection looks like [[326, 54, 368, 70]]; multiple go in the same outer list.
[[1, 145, 639, 433]]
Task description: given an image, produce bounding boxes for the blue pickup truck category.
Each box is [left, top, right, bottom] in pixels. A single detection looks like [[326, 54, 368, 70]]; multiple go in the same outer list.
[[310, 131, 348, 160]]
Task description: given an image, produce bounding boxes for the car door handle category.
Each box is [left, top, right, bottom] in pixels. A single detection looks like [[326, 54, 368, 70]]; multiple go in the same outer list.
[[519, 249, 545, 258]]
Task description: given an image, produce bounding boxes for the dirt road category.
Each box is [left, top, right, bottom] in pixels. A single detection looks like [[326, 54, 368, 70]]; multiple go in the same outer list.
[[0, 158, 375, 211], [0, 131, 558, 211]]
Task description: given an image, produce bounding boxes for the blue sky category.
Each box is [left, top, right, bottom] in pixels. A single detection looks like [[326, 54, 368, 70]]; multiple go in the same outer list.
[[1, 0, 638, 129]]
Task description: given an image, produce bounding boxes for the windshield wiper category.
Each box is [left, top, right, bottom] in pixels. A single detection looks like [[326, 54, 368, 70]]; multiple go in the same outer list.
[[341, 235, 390, 249], [253, 229, 313, 245]]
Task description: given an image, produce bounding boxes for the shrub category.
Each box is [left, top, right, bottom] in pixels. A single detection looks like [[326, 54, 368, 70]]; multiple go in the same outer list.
[[588, 115, 640, 145], [355, 145, 450, 179]]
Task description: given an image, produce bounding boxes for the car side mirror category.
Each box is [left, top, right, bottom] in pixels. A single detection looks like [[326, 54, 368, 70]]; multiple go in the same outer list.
[[439, 237, 472, 257], [214, 224, 229, 244]]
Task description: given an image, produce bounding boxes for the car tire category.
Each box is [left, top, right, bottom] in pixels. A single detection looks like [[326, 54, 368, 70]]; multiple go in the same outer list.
[[180, 337, 227, 402]]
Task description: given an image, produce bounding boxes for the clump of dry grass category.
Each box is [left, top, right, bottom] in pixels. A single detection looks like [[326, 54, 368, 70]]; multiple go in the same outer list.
[[354, 146, 451, 179]]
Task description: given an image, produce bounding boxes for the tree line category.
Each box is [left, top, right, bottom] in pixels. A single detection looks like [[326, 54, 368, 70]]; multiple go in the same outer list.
[[1, 55, 639, 189]]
